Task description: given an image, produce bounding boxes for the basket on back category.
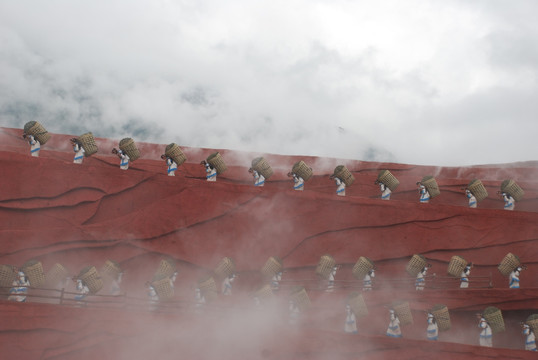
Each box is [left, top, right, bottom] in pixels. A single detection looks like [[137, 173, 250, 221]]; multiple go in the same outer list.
[[501, 179, 524, 202], [483, 306, 505, 333], [447, 256, 467, 278], [119, 138, 140, 161], [406, 254, 427, 277], [78, 266, 103, 294], [292, 161, 313, 181], [498, 253, 520, 277], [0, 265, 17, 295], [377, 170, 400, 191], [467, 179, 488, 202], [206, 152, 227, 174], [154, 259, 176, 278], [261, 256, 283, 279], [214, 257, 235, 280], [527, 314, 538, 334], [316, 254, 336, 279], [44, 263, 69, 289], [392, 301, 413, 326], [151, 273, 174, 300], [165, 143, 187, 166], [421, 176, 440, 198], [333, 165, 354, 187], [101, 260, 122, 280], [197, 274, 218, 302], [253, 284, 275, 303], [431, 304, 451, 331], [289, 286, 311, 312], [78, 132, 98, 156], [24, 121, 51, 145], [352, 257, 374, 280], [21, 259, 45, 288], [251, 157, 274, 179], [347, 292, 368, 319]]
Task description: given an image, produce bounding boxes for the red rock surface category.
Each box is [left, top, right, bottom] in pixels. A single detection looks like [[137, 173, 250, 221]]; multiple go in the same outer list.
[[1, 127, 537, 359]]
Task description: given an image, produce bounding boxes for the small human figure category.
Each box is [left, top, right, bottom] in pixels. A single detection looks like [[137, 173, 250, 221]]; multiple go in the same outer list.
[[500, 192, 515, 211], [465, 189, 477, 208], [344, 304, 358, 334], [23, 133, 40, 157], [253, 296, 262, 308], [289, 300, 301, 325], [477, 314, 493, 347], [363, 269, 375, 291], [522, 323, 537, 351], [417, 182, 430, 203], [161, 155, 178, 176], [8, 271, 30, 302], [288, 172, 304, 191], [74, 278, 90, 302], [386, 309, 402, 338], [194, 287, 205, 313], [71, 138, 85, 164], [249, 168, 265, 187], [271, 271, 282, 291], [334, 177, 346, 196], [201, 160, 217, 181], [109, 272, 123, 296], [379, 182, 391, 200], [460, 263, 472, 289], [112, 148, 130, 170], [426, 313, 439, 341], [509, 266, 523, 289], [415, 267, 428, 291], [221, 273, 236, 296], [169, 271, 178, 290], [326, 266, 338, 292], [147, 282, 159, 310]]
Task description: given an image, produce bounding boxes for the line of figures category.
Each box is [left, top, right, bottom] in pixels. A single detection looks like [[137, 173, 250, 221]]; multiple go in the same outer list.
[[21, 123, 525, 210]]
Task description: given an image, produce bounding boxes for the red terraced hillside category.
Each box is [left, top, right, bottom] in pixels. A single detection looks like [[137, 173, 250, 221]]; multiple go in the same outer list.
[[0, 127, 537, 359]]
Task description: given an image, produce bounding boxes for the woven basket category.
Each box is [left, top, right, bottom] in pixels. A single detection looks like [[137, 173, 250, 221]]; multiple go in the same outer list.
[[315, 254, 336, 279], [197, 274, 218, 302], [78, 266, 103, 294], [406, 254, 427, 277], [292, 161, 313, 181], [483, 306, 505, 334], [377, 170, 400, 191], [154, 259, 176, 278], [254, 284, 274, 302], [214, 257, 235, 280], [252, 157, 274, 180], [333, 165, 355, 187], [261, 256, 283, 279], [447, 256, 467, 278], [431, 304, 451, 331], [206, 152, 227, 174], [165, 143, 187, 166], [421, 176, 440, 198], [0, 265, 17, 293], [393, 301, 413, 326], [352, 257, 374, 280], [101, 260, 122, 280], [151, 274, 174, 300], [347, 292, 368, 319], [289, 286, 311, 312], [21, 259, 45, 288], [498, 253, 521, 277], [501, 179, 524, 202], [78, 132, 98, 156], [24, 121, 51, 145], [44, 263, 68, 289], [119, 138, 140, 161], [468, 179, 488, 202], [526, 314, 538, 334]]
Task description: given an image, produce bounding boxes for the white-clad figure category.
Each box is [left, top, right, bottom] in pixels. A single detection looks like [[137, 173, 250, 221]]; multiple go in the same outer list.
[[522, 324, 537, 351], [466, 189, 477, 208], [221, 274, 235, 296], [250, 169, 265, 187], [72, 140, 85, 164], [25, 134, 40, 157], [363, 269, 375, 291], [289, 300, 301, 325], [380, 182, 392, 200], [345, 305, 358, 334], [460, 264, 471, 289], [74, 279, 90, 302], [509, 267, 522, 289], [478, 316, 493, 347], [335, 177, 346, 196], [162, 155, 177, 176], [109, 272, 123, 296], [271, 272, 282, 291], [426, 313, 439, 341], [415, 267, 428, 291], [326, 266, 338, 292], [289, 173, 304, 191], [112, 148, 130, 170], [417, 182, 430, 203], [169, 271, 178, 290], [194, 287, 205, 313], [147, 282, 159, 310], [201, 161, 217, 182], [386, 309, 402, 338], [8, 271, 30, 302], [253, 296, 262, 308], [502, 192, 515, 211]]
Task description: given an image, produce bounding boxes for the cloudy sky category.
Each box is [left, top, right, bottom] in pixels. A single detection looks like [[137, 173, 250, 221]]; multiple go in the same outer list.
[[1, 0, 537, 165]]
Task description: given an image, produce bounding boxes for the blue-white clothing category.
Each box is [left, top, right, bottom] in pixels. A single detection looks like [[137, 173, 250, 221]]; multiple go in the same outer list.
[[271, 272, 282, 291], [416, 270, 426, 291], [166, 158, 178, 176], [73, 143, 85, 164], [426, 315, 438, 340], [335, 178, 346, 196], [8, 276, 30, 302], [222, 275, 234, 296], [28, 135, 40, 157], [75, 279, 90, 301], [326, 267, 337, 292], [205, 164, 217, 181], [253, 170, 265, 187], [419, 184, 430, 203], [523, 325, 537, 351], [386, 313, 402, 338], [509, 270, 520, 289], [380, 183, 391, 200], [293, 174, 304, 191], [460, 267, 471, 289], [502, 193, 515, 210], [466, 190, 477, 208], [363, 272, 374, 291], [345, 306, 358, 333], [118, 150, 130, 170], [479, 317, 492, 347]]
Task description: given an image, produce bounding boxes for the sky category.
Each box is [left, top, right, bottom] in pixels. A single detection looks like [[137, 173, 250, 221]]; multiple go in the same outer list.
[[1, 0, 537, 166]]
